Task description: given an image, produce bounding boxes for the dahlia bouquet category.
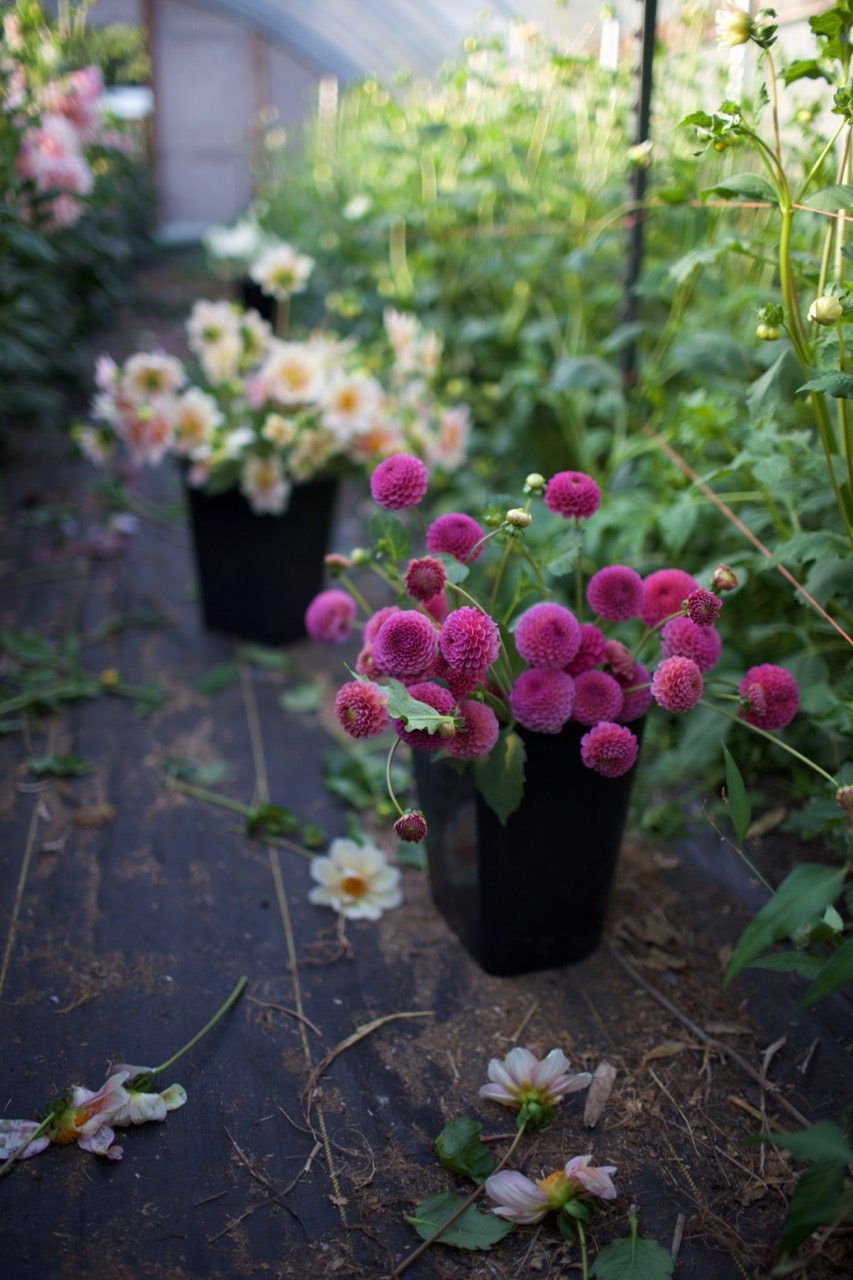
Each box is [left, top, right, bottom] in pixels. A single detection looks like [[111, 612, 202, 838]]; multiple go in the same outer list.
[[306, 454, 803, 841], [75, 292, 471, 515]]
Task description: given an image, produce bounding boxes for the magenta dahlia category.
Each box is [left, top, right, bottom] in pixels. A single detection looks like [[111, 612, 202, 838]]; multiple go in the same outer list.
[[424, 590, 448, 624], [514, 602, 581, 669], [544, 470, 601, 519], [572, 670, 624, 726], [394, 810, 428, 843], [394, 681, 456, 750], [364, 604, 400, 645], [738, 664, 799, 730], [372, 610, 439, 679], [425, 512, 486, 564], [651, 656, 703, 713], [334, 681, 388, 739], [440, 607, 501, 676], [565, 623, 607, 676], [615, 662, 652, 723], [661, 616, 722, 673], [640, 569, 699, 629], [405, 556, 447, 603], [305, 589, 358, 644], [370, 453, 429, 510], [510, 669, 575, 734], [580, 722, 639, 778], [603, 639, 635, 681], [444, 698, 500, 759], [587, 565, 644, 621], [685, 587, 722, 627]]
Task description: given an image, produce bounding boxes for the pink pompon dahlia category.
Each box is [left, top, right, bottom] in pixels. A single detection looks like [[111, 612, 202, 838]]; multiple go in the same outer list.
[[603, 639, 635, 681], [439, 607, 501, 676], [334, 680, 388, 739], [479, 1047, 591, 1113], [572, 670, 624, 726], [580, 721, 639, 777], [544, 470, 601, 520], [738, 664, 799, 730], [615, 662, 652, 723], [394, 810, 428, 843], [640, 568, 699, 628], [661, 616, 722, 673], [444, 698, 499, 759], [651, 655, 703, 713], [510, 669, 575, 734], [364, 604, 400, 645], [370, 452, 429, 510], [565, 623, 607, 676], [424, 590, 448, 624], [394, 681, 456, 750], [372, 610, 439, 679], [514, 602, 581, 669], [587, 565, 644, 621], [305, 589, 358, 643], [686, 587, 722, 627], [425, 512, 486, 563], [405, 556, 447, 603]]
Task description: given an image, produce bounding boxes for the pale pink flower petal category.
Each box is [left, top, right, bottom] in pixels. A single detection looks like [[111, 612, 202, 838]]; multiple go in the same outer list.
[[485, 1170, 551, 1223], [0, 1119, 51, 1161], [565, 1154, 618, 1201], [77, 1125, 123, 1160]]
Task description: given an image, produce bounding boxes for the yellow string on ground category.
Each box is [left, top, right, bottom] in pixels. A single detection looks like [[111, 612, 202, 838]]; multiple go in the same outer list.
[[238, 660, 349, 1229]]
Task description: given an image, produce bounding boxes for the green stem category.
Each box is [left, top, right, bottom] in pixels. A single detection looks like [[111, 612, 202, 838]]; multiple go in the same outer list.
[[578, 1220, 590, 1280], [0, 681, 96, 717], [489, 540, 514, 614], [836, 320, 853, 499], [151, 976, 248, 1076], [700, 698, 839, 786], [575, 529, 583, 620], [796, 119, 847, 203], [393, 1124, 528, 1277], [0, 1115, 54, 1181], [166, 777, 252, 815], [631, 608, 687, 661], [385, 737, 405, 817], [337, 572, 373, 618]]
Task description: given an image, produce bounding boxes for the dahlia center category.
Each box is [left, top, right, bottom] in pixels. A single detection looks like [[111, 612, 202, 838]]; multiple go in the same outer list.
[[337, 389, 358, 412], [536, 1170, 572, 1208], [340, 872, 368, 897]]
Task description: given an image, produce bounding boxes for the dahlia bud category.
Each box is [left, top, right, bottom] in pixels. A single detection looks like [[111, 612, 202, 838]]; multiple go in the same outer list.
[[350, 547, 371, 566], [324, 552, 351, 577], [505, 507, 533, 529], [715, 4, 752, 48], [394, 810, 428, 843], [711, 564, 738, 592], [808, 295, 843, 326], [836, 785, 853, 814], [756, 322, 781, 341], [523, 472, 546, 495], [438, 720, 457, 739]]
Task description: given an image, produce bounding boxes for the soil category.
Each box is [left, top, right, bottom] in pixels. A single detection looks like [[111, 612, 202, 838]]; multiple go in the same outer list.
[[0, 253, 850, 1280]]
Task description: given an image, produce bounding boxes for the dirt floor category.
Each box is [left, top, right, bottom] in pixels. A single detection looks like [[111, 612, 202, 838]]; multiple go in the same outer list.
[[1, 255, 850, 1280]]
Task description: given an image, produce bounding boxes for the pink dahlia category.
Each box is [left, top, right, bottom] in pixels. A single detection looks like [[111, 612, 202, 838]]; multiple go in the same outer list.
[[394, 681, 456, 750], [425, 512, 486, 563], [372, 610, 439, 679], [661, 616, 722, 673], [424, 590, 448, 624], [405, 556, 447, 603], [686, 587, 722, 627], [514, 602, 581, 669], [580, 722, 639, 778], [354, 644, 381, 678], [364, 604, 400, 645], [640, 568, 699, 628], [510, 669, 575, 734], [394, 810, 428, 843], [305, 589, 358, 644], [587, 565, 644, 622], [603, 639, 635, 681], [334, 681, 388, 739], [572, 671, 624, 726], [738, 664, 799, 730], [615, 662, 652, 723], [544, 471, 601, 519], [370, 453, 429, 510], [444, 699, 500, 759], [440, 607, 501, 676], [565, 623, 607, 676], [651, 655, 703, 713]]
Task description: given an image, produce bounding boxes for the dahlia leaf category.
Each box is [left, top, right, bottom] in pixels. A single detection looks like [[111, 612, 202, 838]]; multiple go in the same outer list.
[[798, 937, 853, 1008], [724, 864, 847, 986], [381, 678, 455, 733], [592, 1234, 673, 1280], [432, 552, 469, 584], [777, 1161, 850, 1260], [370, 512, 411, 562], [721, 743, 751, 845], [435, 1117, 496, 1184], [27, 753, 92, 778], [473, 729, 526, 826], [405, 1190, 513, 1250]]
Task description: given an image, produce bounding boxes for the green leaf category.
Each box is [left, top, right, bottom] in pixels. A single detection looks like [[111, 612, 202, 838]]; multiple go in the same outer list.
[[724, 864, 847, 986], [799, 937, 853, 1008], [193, 662, 239, 694], [163, 756, 229, 786], [0, 630, 56, 665], [747, 349, 802, 416], [397, 842, 428, 869], [722, 744, 751, 845], [381, 677, 455, 732], [778, 1160, 849, 1259], [798, 372, 853, 398], [245, 803, 300, 838], [761, 1121, 853, 1167], [370, 511, 411, 562], [301, 822, 326, 849], [435, 1117, 496, 1185], [280, 682, 324, 713], [592, 1234, 674, 1279], [702, 173, 778, 204], [432, 552, 470, 585], [26, 753, 92, 778], [782, 58, 831, 86], [473, 729, 526, 826], [236, 644, 291, 671], [404, 1190, 513, 1250], [804, 183, 853, 212], [747, 951, 823, 979]]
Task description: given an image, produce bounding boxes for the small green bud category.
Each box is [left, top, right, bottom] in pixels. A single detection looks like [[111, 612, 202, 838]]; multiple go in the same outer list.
[[505, 507, 532, 528], [756, 323, 781, 341], [350, 547, 371, 565], [523, 472, 546, 495], [808, 295, 843, 325]]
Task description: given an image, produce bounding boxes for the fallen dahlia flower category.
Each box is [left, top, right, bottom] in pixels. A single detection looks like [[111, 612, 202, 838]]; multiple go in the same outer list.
[[309, 838, 402, 920], [514, 602, 581, 669], [738, 664, 799, 730], [479, 1047, 591, 1113], [486, 1154, 618, 1223], [580, 722, 639, 777]]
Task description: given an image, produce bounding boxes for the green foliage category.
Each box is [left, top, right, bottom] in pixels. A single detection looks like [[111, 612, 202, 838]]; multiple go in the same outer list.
[[245, 803, 300, 839], [760, 1122, 853, 1260], [592, 1235, 674, 1280], [725, 864, 847, 985], [473, 728, 526, 825], [26, 752, 92, 777], [405, 1190, 513, 1250], [163, 756, 229, 786], [192, 663, 240, 695], [279, 682, 324, 713], [721, 744, 751, 846], [435, 1117, 496, 1184]]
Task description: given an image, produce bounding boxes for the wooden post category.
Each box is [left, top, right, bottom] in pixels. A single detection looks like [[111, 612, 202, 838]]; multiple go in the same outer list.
[[620, 0, 659, 385]]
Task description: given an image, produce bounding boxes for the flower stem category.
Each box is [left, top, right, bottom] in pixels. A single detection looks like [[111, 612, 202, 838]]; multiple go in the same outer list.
[[0, 1115, 53, 1181], [577, 1220, 590, 1280], [151, 975, 248, 1076], [385, 737, 405, 817], [393, 1124, 528, 1277], [337, 573, 373, 618], [699, 698, 839, 786]]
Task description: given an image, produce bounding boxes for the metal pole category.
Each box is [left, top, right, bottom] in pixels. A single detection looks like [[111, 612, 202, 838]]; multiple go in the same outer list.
[[620, 0, 659, 385]]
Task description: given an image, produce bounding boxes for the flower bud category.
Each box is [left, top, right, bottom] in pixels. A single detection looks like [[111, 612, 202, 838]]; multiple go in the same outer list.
[[523, 472, 546, 495], [505, 507, 533, 528], [394, 810, 428, 843], [836, 784, 853, 814], [324, 553, 351, 577], [808, 295, 843, 326], [711, 564, 738, 592], [350, 547, 371, 566], [715, 5, 752, 48], [756, 323, 781, 341]]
